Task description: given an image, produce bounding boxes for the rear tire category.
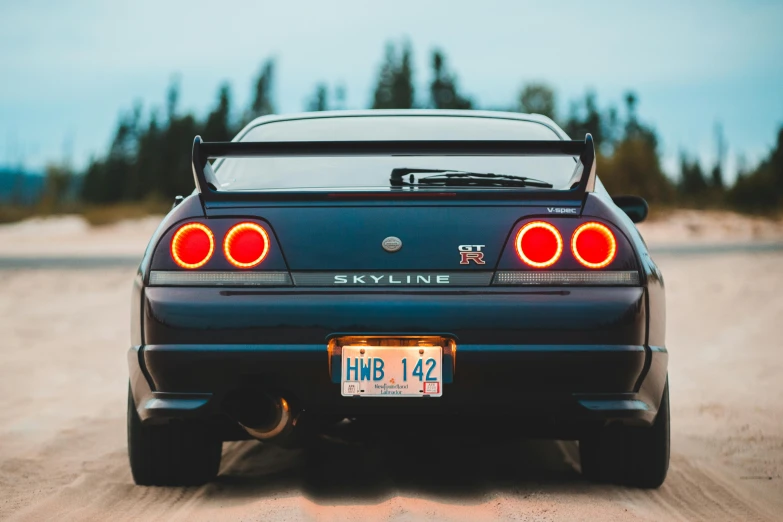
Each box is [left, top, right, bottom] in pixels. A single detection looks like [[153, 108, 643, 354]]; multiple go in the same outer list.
[[127, 386, 222, 486], [579, 379, 670, 488]]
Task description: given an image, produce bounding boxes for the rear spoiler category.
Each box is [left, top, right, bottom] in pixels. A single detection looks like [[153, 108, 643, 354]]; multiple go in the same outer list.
[[191, 133, 596, 203]]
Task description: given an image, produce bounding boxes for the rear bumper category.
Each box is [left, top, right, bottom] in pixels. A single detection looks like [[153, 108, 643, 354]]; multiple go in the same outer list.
[[130, 285, 667, 432], [130, 343, 667, 427]]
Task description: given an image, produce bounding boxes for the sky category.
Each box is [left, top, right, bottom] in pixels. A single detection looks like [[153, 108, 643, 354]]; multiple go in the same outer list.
[[1, 0, 782, 183]]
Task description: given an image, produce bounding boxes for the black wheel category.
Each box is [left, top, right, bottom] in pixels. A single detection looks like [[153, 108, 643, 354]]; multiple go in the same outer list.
[[580, 379, 670, 488], [127, 386, 222, 486]]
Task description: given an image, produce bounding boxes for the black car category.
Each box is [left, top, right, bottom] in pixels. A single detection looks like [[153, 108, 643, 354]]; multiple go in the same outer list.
[[127, 110, 668, 488]]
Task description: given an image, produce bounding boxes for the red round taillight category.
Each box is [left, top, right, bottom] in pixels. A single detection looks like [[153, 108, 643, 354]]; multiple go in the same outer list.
[[223, 222, 270, 268], [572, 222, 617, 269], [171, 223, 214, 269], [515, 221, 563, 268]]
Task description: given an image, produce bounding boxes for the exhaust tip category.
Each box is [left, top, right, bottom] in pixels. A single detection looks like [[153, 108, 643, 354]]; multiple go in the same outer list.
[[237, 394, 293, 440]]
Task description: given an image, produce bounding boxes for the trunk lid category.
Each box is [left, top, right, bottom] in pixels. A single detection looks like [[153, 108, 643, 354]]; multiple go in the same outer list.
[[211, 203, 564, 270]]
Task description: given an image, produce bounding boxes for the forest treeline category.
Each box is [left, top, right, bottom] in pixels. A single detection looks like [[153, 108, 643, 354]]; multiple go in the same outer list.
[[42, 42, 783, 214]]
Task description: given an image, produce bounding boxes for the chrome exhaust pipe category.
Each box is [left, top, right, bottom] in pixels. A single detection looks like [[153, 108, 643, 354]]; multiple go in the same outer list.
[[238, 395, 294, 441]]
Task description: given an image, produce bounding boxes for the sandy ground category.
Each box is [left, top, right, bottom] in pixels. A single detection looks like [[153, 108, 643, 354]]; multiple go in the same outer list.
[[0, 215, 161, 257], [639, 209, 783, 245], [0, 213, 782, 521]]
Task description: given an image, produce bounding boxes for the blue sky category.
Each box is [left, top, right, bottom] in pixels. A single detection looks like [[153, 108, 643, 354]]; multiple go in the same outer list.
[[1, 0, 781, 182]]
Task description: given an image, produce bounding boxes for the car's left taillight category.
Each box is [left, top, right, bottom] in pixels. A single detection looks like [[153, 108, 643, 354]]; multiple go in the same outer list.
[[223, 222, 270, 268], [170, 223, 215, 269], [515, 221, 563, 268], [153, 219, 290, 286]]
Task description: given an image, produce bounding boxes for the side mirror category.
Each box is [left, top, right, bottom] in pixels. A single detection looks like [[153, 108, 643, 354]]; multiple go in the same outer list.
[[612, 195, 648, 223]]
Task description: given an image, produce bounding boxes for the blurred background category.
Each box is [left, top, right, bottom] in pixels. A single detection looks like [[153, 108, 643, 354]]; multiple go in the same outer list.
[[1, 2, 782, 520], [1, 0, 782, 223]]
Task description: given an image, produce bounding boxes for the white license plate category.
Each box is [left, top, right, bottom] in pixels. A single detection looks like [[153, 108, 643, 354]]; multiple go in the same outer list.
[[341, 345, 443, 397]]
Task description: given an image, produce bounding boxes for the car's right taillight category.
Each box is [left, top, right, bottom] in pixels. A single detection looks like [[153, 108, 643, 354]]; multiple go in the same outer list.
[[571, 222, 617, 269], [494, 218, 636, 286], [170, 223, 214, 269]]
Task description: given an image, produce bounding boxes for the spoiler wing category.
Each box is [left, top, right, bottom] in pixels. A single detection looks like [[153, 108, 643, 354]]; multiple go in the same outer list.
[[191, 134, 596, 202]]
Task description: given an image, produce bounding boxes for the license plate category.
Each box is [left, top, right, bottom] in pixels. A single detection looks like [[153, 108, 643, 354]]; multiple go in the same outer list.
[[341, 345, 443, 397]]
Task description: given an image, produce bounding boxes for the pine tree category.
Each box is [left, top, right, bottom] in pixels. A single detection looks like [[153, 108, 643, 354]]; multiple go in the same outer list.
[[564, 91, 604, 145], [166, 77, 180, 122], [711, 123, 725, 189], [203, 84, 234, 141], [245, 59, 275, 123], [429, 50, 472, 109], [678, 152, 709, 201], [372, 42, 415, 109], [729, 126, 783, 211], [594, 92, 674, 203], [306, 83, 329, 111]]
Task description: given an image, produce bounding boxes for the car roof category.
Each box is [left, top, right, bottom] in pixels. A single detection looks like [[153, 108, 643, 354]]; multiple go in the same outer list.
[[234, 109, 570, 142]]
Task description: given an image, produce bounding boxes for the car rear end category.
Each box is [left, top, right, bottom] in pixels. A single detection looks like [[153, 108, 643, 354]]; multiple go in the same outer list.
[[127, 111, 668, 488]]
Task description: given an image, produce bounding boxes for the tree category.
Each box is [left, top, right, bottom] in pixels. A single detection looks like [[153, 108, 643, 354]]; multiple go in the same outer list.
[[157, 112, 199, 198], [203, 83, 234, 141], [564, 91, 604, 145], [306, 83, 329, 111], [711, 122, 726, 189], [623, 92, 639, 138], [334, 84, 347, 110], [517, 83, 555, 119], [602, 106, 622, 151], [166, 77, 180, 122], [678, 152, 709, 202], [109, 103, 142, 159], [69, 47, 781, 217], [81, 103, 142, 203], [622, 91, 658, 148], [600, 137, 674, 203], [429, 49, 472, 109], [372, 41, 414, 109], [130, 110, 161, 200], [729, 126, 783, 212], [40, 164, 74, 211], [245, 59, 275, 124], [306, 83, 348, 111], [82, 83, 200, 203], [594, 92, 674, 203]]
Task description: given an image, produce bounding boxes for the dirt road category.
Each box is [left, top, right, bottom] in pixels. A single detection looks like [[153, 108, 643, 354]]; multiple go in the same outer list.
[[1, 252, 781, 521]]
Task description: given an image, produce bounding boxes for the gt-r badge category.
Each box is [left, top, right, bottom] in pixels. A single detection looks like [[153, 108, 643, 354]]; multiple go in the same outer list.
[[458, 244, 486, 265], [382, 236, 402, 252]]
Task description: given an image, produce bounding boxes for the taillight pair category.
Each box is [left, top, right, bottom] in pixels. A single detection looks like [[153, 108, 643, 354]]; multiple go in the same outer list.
[[170, 222, 270, 269], [515, 221, 616, 269]]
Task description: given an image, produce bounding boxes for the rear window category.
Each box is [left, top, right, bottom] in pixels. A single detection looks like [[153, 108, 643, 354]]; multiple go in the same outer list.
[[214, 115, 576, 191]]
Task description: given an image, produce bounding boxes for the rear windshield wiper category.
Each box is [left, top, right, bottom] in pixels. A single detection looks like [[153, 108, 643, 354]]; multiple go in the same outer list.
[[390, 168, 553, 188]]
